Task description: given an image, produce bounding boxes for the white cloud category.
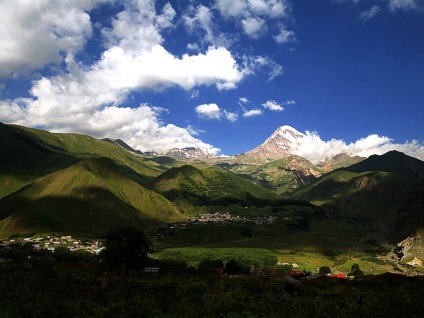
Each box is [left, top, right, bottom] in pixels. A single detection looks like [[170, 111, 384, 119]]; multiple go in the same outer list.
[[243, 109, 263, 117], [0, 0, 103, 76], [216, 0, 290, 18], [357, 5, 380, 21], [187, 43, 200, 51], [248, 56, 283, 81], [215, 0, 293, 40], [388, 0, 418, 11], [215, 0, 247, 18], [195, 103, 222, 119], [224, 110, 239, 122], [239, 97, 250, 104], [0, 43, 246, 128], [195, 104, 239, 122], [242, 17, 267, 38], [262, 100, 284, 111], [293, 130, 424, 164], [283, 100, 296, 105], [183, 4, 229, 46], [274, 27, 296, 44], [186, 125, 205, 136]]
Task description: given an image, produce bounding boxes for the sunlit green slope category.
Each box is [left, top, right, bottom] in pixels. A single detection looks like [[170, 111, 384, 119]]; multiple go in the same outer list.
[[293, 151, 424, 241], [0, 157, 183, 235], [149, 165, 280, 212], [0, 123, 177, 198]]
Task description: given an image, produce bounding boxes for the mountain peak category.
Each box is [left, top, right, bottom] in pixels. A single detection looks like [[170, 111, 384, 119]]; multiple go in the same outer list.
[[161, 147, 215, 160], [246, 125, 305, 160]]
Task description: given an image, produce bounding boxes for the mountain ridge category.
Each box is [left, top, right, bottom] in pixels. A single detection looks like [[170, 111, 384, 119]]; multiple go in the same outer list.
[[0, 157, 182, 235]]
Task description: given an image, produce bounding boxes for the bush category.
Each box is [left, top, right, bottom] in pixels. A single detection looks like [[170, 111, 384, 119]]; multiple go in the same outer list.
[[225, 259, 243, 274], [101, 226, 151, 270], [319, 266, 332, 275]]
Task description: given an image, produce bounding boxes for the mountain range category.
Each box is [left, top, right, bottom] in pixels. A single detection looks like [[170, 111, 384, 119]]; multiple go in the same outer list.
[[1, 122, 424, 267]]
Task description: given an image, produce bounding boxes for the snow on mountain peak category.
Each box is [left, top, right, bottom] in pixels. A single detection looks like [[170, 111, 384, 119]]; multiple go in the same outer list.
[[274, 125, 305, 142], [246, 125, 305, 159]]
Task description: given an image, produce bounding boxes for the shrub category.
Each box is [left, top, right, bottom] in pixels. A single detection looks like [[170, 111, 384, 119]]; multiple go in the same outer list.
[[319, 266, 332, 275]]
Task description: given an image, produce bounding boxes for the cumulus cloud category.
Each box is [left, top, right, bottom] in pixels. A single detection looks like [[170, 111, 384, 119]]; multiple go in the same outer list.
[[243, 109, 263, 117], [242, 17, 267, 38], [0, 0, 102, 76], [216, 0, 290, 18], [224, 110, 239, 122], [195, 103, 222, 119], [274, 27, 296, 44], [183, 4, 229, 47], [262, 100, 284, 111], [293, 130, 424, 164], [215, 0, 293, 40], [357, 6, 380, 22], [195, 103, 239, 122]]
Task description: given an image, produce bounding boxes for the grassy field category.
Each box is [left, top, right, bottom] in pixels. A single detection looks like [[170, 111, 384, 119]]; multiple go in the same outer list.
[[151, 218, 397, 274], [155, 247, 277, 267]]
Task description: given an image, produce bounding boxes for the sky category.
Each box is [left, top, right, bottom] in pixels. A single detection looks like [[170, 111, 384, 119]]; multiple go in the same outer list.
[[0, 0, 423, 163]]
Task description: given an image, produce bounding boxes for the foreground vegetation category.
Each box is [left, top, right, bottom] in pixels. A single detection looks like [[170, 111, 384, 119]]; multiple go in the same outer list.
[[2, 254, 424, 317]]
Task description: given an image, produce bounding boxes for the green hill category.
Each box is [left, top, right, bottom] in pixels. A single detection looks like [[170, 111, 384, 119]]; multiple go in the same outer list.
[[293, 151, 424, 241], [230, 155, 324, 196], [0, 123, 178, 198], [149, 165, 280, 213], [341, 150, 424, 180], [0, 123, 78, 198], [0, 157, 183, 235]]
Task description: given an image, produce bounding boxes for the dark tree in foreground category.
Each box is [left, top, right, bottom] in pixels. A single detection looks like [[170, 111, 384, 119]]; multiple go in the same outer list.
[[349, 263, 365, 279], [225, 259, 243, 274], [102, 226, 151, 270], [319, 266, 332, 275]]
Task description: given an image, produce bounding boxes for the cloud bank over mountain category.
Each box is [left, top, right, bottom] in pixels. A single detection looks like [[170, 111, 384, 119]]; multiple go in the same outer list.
[[295, 131, 424, 163]]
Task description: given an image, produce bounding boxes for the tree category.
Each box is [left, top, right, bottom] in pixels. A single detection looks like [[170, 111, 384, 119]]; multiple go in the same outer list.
[[225, 259, 242, 274], [349, 263, 365, 279], [319, 266, 332, 275], [101, 226, 151, 270], [198, 259, 224, 273], [351, 263, 360, 272]]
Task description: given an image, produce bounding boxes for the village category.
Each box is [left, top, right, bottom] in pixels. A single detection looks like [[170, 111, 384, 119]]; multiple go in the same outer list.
[[0, 212, 282, 257], [161, 212, 281, 231], [0, 235, 105, 255]]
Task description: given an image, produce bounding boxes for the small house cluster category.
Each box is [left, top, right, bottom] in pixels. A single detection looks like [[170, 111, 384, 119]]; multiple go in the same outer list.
[[2, 235, 105, 254], [195, 212, 278, 225]]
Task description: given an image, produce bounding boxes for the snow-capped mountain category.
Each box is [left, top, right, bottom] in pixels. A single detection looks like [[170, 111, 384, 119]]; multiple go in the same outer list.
[[246, 125, 306, 160], [161, 147, 215, 160]]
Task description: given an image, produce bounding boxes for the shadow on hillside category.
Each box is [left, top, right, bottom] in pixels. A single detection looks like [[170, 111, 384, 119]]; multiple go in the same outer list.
[[0, 186, 162, 235]]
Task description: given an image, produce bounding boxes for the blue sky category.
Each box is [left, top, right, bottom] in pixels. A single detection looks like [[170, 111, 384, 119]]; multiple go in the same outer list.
[[1, 0, 423, 162]]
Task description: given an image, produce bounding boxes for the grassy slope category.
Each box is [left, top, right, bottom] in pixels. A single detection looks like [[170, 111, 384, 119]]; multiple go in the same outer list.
[[292, 151, 424, 241], [149, 164, 279, 213], [0, 157, 183, 235], [0, 123, 178, 199], [0, 123, 78, 198], [12, 124, 174, 182], [232, 156, 324, 196]]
